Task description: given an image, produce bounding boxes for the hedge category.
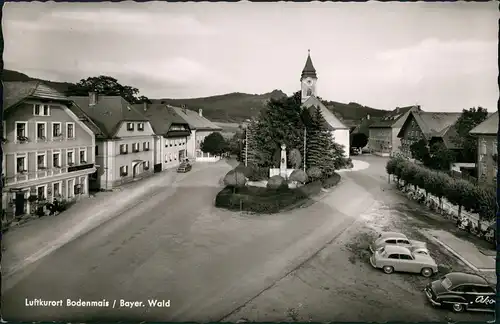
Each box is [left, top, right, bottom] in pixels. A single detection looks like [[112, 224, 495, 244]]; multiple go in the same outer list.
[[322, 172, 341, 189], [215, 174, 339, 214], [386, 156, 496, 221]]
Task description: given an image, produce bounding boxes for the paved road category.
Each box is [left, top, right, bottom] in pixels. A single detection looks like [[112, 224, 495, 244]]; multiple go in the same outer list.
[[2, 157, 495, 322], [224, 155, 495, 323], [2, 160, 374, 322]]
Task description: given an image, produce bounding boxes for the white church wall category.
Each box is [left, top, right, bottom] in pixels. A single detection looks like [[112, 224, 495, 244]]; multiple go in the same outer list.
[[332, 129, 350, 158]]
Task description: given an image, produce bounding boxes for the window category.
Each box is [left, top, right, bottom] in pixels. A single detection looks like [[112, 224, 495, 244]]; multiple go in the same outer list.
[[53, 152, 61, 168], [385, 239, 397, 244], [79, 149, 87, 164], [67, 179, 74, 198], [120, 144, 128, 154], [36, 122, 47, 140], [138, 123, 145, 131], [37, 186, 46, 200], [66, 123, 75, 139], [165, 154, 169, 162], [397, 239, 410, 245], [453, 285, 470, 293], [127, 122, 134, 131], [144, 161, 150, 169], [53, 182, 61, 198], [306, 88, 312, 96], [475, 286, 495, 294], [169, 153, 172, 161], [196, 150, 202, 158], [174, 139, 178, 146], [169, 140, 173, 147], [441, 277, 453, 290], [52, 122, 62, 138], [399, 254, 413, 260], [120, 165, 128, 176], [132, 143, 139, 152], [388, 254, 399, 259], [95, 145, 99, 156], [15, 122, 28, 141], [143, 142, 150, 151], [33, 104, 50, 116], [67, 150, 74, 165], [16, 155, 27, 173], [37, 153, 47, 169]]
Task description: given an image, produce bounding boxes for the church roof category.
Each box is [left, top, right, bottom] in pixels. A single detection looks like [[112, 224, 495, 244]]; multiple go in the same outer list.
[[302, 96, 349, 130], [301, 51, 317, 79]]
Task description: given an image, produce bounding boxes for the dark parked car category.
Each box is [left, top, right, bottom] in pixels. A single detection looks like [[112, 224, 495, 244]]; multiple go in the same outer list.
[[177, 161, 192, 173], [424, 272, 495, 313]]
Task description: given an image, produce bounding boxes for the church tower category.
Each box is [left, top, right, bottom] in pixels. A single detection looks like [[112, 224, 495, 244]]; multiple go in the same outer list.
[[300, 49, 318, 103]]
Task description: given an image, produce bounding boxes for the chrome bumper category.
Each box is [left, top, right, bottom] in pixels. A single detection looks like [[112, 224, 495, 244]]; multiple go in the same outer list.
[[424, 288, 441, 306], [369, 256, 377, 268]]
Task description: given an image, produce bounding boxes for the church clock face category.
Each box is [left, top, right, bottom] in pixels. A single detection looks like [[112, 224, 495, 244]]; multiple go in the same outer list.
[[306, 78, 313, 86]]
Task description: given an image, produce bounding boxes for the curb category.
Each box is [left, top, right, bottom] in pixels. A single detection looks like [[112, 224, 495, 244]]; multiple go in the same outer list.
[[423, 232, 479, 272]]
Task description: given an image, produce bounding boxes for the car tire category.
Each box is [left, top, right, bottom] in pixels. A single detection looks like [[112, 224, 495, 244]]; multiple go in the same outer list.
[[421, 268, 433, 277], [382, 266, 394, 274], [452, 303, 464, 313]]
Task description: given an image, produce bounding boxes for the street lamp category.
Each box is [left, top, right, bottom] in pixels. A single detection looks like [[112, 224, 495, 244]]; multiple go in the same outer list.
[[303, 127, 307, 172]]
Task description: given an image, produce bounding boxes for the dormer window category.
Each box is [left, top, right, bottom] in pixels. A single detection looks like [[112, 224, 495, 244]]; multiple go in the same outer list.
[[34, 104, 50, 116], [138, 123, 145, 131], [127, 122, 134, 131]]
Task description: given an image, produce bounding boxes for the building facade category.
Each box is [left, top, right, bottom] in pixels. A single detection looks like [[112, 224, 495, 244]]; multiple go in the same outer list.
[[300, 51, 350, 157], [2, 81, 96, 217], [397, 111, 461, 159], [133, 103, 191, 171], [172, 107, 223, 161], [368, 106, 420, 156], [71, 95, 155, 190], [470, 112, 498, 185]]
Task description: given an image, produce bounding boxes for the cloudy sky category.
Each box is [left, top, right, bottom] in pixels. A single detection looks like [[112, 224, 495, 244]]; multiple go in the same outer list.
[[3, 1, 498, 111]]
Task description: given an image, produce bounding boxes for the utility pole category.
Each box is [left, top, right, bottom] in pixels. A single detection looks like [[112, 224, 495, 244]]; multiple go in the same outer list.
[[303, 127, 307, 172], [245, 127, 248, 167]]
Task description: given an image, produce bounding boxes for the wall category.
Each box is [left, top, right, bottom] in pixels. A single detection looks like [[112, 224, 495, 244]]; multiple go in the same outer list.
[[112, 137, 154, 186], [332, 129, 350, 158], [164, 136, 188, 169], [269, 168, 294, 179], [399, 115, 424, 157], [186, 129, 197, 159], [368, 128, 392, 154], [477, 135, 497, 184]]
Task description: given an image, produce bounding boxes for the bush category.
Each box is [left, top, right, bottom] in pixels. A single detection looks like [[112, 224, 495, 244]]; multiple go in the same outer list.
[[224, 171, 247, 188], [385, 156, 496, 221], [289, 169, 308, 184], [234, 164, 253, 178], [248, 166, 269, 181], [322, 173, 341, 189], [215, 179, 324, 214], [267, 175, 286, 189], [306, 166, 323, 182], [289, 149, 302, 169]]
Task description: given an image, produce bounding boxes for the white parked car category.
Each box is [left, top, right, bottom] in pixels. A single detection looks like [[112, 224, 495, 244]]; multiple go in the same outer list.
[[370, 245, 438, 277], [369, 231, 427, 254]]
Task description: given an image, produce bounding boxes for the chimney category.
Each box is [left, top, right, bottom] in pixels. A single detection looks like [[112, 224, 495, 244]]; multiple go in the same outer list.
[[181, 104, 187, 114], [395, 107, 400, 114], [199, 109, 203, 117], [143, 101, 148, 111], [366, 114, 370, 120], [89, 92, 97, 106]]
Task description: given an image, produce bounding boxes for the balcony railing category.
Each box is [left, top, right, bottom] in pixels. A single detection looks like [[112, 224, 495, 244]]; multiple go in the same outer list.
[[68, 163, 94, 173]]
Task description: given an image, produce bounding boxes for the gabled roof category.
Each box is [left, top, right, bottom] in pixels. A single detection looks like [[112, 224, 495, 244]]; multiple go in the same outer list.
[[3, 81, 71, 111], [301, 51, 317, 79], [370, 105, 420, 128], [131, 103, 190, 136], [302, 96, 349, 130], [470, 112, 498, 136], [70, 96, 148, 138], [396, 110, 462, 139], [170, 107, 222, 131]]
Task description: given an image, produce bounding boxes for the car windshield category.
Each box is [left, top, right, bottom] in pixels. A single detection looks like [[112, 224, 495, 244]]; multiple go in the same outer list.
[[377, 247, 385, 254], [441, 277, 453, 290]]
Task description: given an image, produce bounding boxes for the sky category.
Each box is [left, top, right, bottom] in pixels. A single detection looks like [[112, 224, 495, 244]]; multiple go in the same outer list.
[[3, 1, 498, 112]]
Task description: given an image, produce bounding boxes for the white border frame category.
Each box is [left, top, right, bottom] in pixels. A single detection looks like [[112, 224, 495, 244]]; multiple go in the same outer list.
[[52, 181, 63, 200], [120, 165, 129, 175], [67, 178, 75, 198], [36, 121, 48, 142], [36, 151, 48, 171], [33, 103, 51, 116], [15, 152, 28, 174], [138, 122, 145, 131], [66, 122, 75, 140], [51, 122, 62, 140], [127, 122, 134, 131], [120, 143, 128, 154], [52, 150, 61, 168], [79, 148, 88, 164]]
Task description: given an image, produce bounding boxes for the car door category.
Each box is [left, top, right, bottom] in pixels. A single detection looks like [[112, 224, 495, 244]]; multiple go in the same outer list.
[[387, 253, 401, 271], [452, 285, 472, 306], [398, 253, 414, 273], [471, 285, 496, 310], [396, 238, 411, 248]]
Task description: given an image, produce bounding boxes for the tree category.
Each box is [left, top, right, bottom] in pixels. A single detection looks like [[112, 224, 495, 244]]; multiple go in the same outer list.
[[252, 92, 305, 167], [289, 148, 302, 169], [289, 169, 308, 184], [410, 139, 431, 164], [65, 75, 149, 104], [223, 171, 247, 193], [351, 133, 368, 149], [452, 107, 489, 162], [427, 142, 456, 171], [201, 132, 228, 156]]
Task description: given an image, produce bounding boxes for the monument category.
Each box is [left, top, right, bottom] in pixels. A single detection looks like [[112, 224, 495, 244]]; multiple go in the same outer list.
[[280, 144, 287, 178]]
